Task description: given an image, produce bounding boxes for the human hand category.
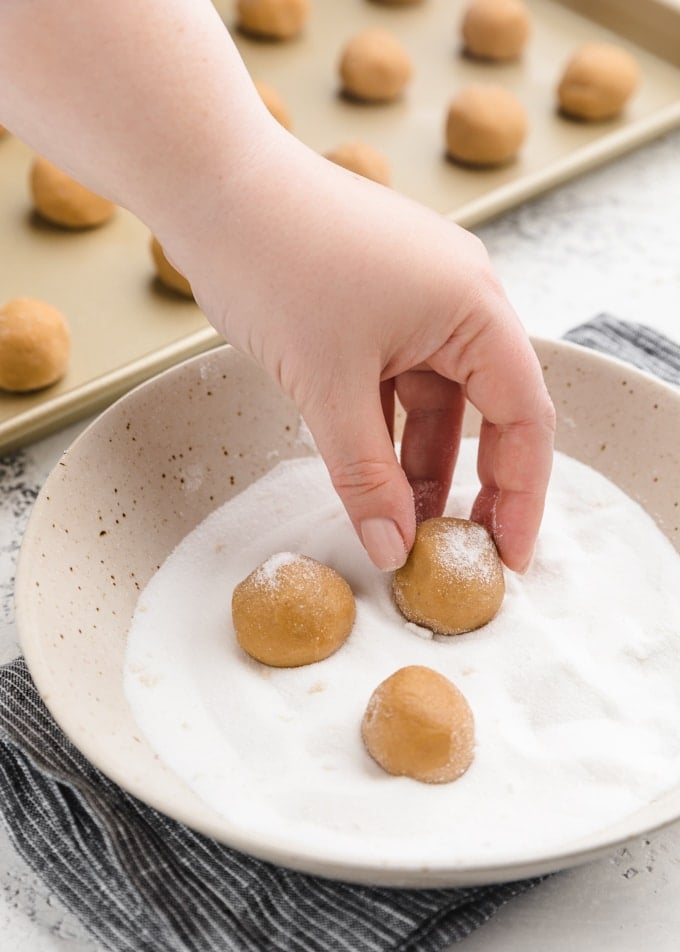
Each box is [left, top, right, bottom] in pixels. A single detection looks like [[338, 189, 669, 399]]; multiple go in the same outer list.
[[168, 131, 556, 574], [0, 0, 554, 573]]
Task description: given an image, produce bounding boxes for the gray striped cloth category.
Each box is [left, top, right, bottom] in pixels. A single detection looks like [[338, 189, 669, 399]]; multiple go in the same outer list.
[[0, 315, 678, 952]]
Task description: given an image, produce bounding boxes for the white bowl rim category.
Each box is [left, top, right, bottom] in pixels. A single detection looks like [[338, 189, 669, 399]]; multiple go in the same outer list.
[[14, 337, 680, 887]]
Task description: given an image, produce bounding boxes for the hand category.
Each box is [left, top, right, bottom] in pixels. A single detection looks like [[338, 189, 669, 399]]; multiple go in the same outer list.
[[0, 0, 554, 572], [168, 131, 556, 574]]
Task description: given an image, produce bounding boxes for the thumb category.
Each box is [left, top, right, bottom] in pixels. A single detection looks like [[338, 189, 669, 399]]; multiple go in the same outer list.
[[303, 388, 415, 571]]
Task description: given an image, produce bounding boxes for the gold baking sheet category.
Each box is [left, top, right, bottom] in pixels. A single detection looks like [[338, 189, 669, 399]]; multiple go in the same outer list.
[[1, 0, 679, 454], [229, 0, 680, 225]]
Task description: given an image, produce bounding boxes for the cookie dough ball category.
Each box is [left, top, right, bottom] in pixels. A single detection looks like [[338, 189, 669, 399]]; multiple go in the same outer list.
[[362, 665, 475, 783], [30, 156, 115, 229], [255, 81, 293, 130], [461, 0, 531, 61], [0, 297, 70, 393], [393, 517, 504, 635], [339, 30, 413, 103], [324, 141, 391, 186], [445, 84, 528, 166], [236, 0, 309, 40], [557, 43, 639, 121], [232, 553, 356, 667], [150, 236, 193, 298]]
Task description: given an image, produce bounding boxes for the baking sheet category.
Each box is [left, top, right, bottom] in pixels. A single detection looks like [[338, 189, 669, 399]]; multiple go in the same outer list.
[[1, 0, 679, 453]]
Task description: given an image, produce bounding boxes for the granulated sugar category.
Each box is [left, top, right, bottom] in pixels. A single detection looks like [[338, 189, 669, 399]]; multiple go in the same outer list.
[[437, 520, 496, 582], [124, 440, 680, 869], [251, 551, 299, 587]]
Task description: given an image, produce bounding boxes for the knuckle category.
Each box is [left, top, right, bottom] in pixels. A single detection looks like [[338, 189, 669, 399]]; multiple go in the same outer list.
[[330, 457, 395, 500]]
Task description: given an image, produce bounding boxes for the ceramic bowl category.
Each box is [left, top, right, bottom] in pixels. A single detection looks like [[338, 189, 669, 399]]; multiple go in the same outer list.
[[15, 340, 680, 886]]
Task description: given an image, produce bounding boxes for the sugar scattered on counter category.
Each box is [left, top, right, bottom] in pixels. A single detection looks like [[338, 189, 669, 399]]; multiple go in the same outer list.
[[124, 440, 680, 869]]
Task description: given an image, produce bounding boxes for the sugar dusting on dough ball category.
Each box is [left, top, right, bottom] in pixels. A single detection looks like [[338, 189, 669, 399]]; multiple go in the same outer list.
[[232, 553, 356, 667], [393, 517, 505, 635], [324, 141, 391, 186], [150, 235, 194, 298], [362, 665, 475, 783], [255, 81, 293, 130], [557, 43, 640, 121], [461, 0, 531, 61], [339, 29, 413, 103], [368, 0, 424, 5], [236, 0, 309, 40], [0, 297, 71, 393], [445, 84, 528, 166], [30, 156, 115, 229]]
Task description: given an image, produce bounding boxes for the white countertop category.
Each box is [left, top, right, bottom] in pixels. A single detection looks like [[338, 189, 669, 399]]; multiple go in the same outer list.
[[1, 128, 679, 951]]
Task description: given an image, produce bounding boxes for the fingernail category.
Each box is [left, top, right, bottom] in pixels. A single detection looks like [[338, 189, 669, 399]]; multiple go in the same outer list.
[[517, 547, 535, 575], [361, 518, 407, 571]]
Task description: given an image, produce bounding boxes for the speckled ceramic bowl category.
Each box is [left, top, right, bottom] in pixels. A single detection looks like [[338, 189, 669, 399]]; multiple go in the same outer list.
[[14, 340, 680, 887]]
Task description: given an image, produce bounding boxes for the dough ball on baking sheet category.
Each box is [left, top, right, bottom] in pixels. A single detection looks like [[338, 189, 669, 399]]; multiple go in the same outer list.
[[150, 236, 194, 298], [0, 297, 71, 393], [30, 156, 115, 229], [255, 81, 293, 130], [557, 43, 640, 121], [324, 141, 391, 185], [444, 84, 528, 166], [339, 29, 413, 103], [461, 0, 531, 61], [236, 0, 309, 40]]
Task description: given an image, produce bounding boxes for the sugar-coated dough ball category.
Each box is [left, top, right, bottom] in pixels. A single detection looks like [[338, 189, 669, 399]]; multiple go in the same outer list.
[[445, 84, 528, 166], [30, 156, 115, 229], [339, 30, 413, 103], [393, 517, 505, 635], [255, 81, 293, 130], [362, 665, 475, 783], [557, 43, 639, 121], [236, 0, 309, 39], [0, 297, 70, 393], [461, 0, 531, 61], [324, 141, 391, 186], [149, 236, 193, 299], [232, 552, 356, 667]]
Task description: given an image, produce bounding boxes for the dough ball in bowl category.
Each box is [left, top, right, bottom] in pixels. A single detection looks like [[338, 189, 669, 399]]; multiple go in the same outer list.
[[150, 236, 194, 298], [339, 29, 413, 103], [30, 156, 115, 229], [236, 0, 309, 40], [0, 297, 71, 393], [461, 0, 531, 61], [324, 141, 391, 185], [232, 553, 356, 667], [557, 43, 640, 121], [445, 84, 528, 166], [393, 517, 505, 635], [362, 665, 475, 783]]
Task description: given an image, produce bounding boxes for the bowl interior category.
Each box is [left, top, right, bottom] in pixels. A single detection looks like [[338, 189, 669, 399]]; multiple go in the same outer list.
[[15, 339, 680, 886]]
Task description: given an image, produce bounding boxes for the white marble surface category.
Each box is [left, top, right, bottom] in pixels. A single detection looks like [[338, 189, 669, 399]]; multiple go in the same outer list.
[[1, 128, 679, 951]]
